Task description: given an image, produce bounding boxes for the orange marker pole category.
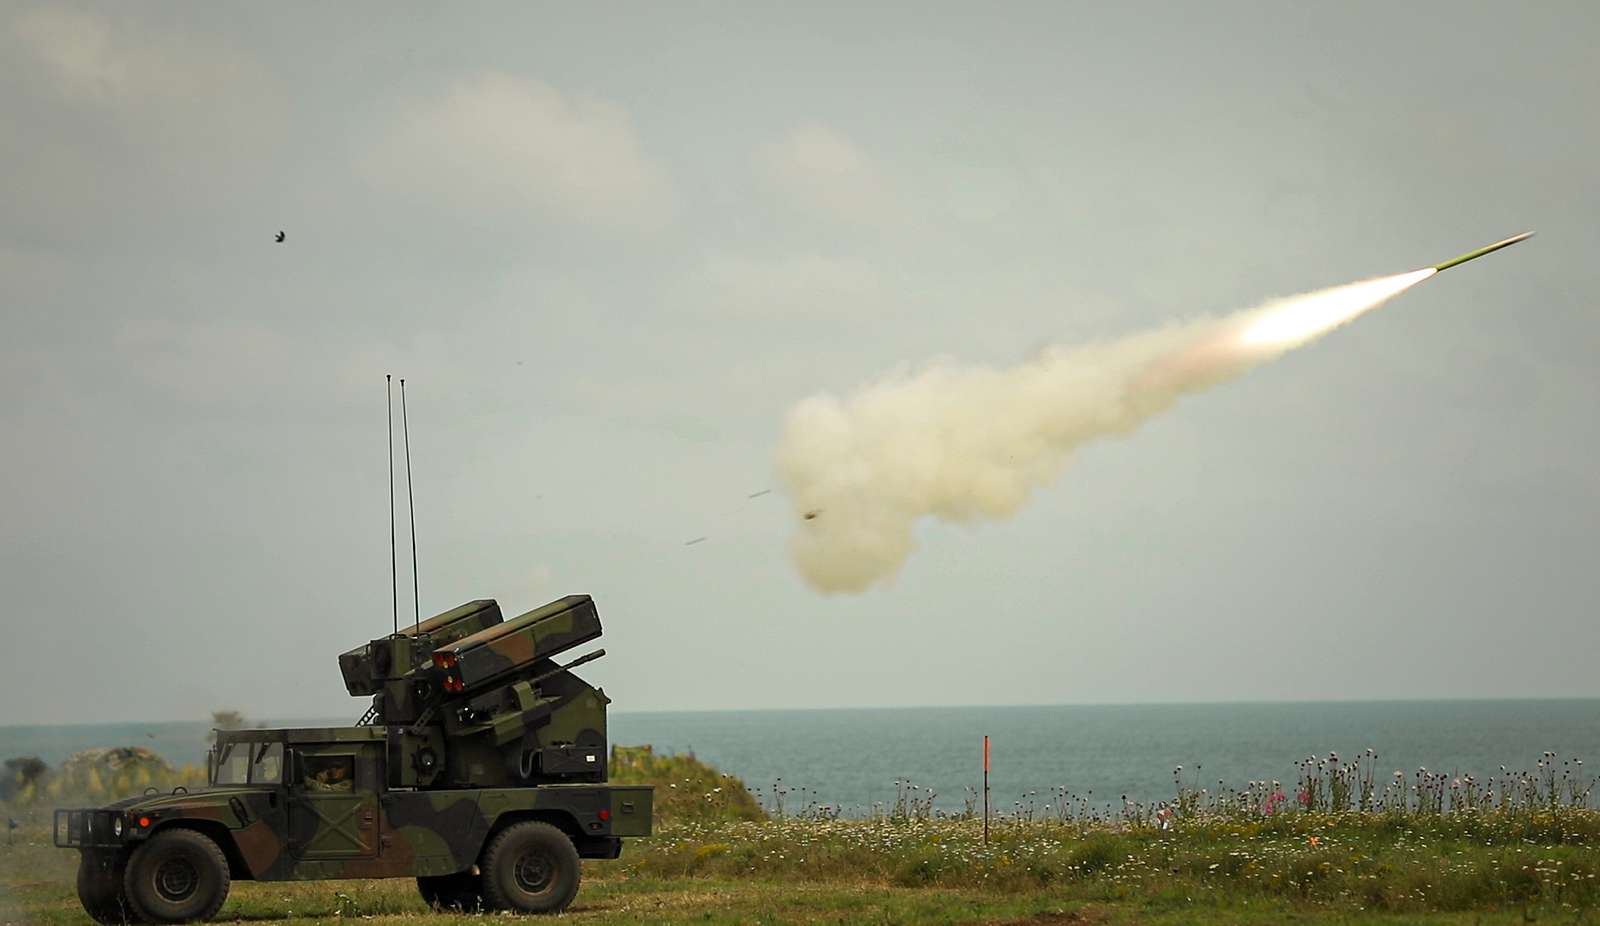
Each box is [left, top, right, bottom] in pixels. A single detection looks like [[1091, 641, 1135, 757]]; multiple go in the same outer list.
[[982, 735, 990, 845]]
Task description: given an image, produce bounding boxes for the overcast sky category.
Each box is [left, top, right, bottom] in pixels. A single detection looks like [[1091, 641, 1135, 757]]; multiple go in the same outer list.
[[3, 1, 1596, 726]]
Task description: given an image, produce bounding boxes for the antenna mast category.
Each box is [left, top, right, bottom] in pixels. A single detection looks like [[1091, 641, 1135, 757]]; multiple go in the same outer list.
[[386, 374, 398, 638], [401, 378, 419, 625]]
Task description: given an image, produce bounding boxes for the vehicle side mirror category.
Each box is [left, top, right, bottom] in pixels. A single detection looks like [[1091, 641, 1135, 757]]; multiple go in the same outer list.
[[206, 747, 215, 784]]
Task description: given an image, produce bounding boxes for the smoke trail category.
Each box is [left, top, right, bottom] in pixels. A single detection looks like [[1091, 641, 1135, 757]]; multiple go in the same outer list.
[[778, 269, 1435, 593]]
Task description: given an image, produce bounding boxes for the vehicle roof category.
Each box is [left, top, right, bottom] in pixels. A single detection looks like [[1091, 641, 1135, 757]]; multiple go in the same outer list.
[[214, 726, 387, 745]]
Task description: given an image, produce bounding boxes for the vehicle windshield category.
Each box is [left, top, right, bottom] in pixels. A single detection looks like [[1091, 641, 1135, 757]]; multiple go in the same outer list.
[[213, 743, 249, 785], [211, 741, 283, 785], [251, 742, 283, 784]]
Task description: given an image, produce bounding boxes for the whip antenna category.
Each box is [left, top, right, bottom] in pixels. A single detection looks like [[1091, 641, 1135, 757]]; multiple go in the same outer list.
[[386, 374, 398, 638], [401, 378, 419, 625]]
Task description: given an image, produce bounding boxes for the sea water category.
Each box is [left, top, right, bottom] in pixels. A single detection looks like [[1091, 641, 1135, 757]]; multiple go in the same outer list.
[[4, 700, 1596, 814]]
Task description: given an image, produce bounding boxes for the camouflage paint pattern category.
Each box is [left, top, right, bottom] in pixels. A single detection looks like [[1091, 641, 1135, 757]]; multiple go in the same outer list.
[[439, 595, 601, 691], [57, 729, 650, 880], [56, 774, 649, 879], [339, 599, 504, 697]]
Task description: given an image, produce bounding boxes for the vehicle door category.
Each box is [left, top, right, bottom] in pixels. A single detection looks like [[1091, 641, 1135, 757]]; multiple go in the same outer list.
[[287, 745, 378, 859]]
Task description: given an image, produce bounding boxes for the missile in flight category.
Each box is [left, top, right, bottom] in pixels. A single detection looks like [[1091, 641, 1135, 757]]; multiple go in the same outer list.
[[1432, 232, 1534, 273]]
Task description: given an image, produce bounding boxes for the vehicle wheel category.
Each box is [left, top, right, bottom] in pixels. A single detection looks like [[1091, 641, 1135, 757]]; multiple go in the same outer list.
[[479, 821, 581, 914], [122, 829, 231, 924], [78, 850, 140, 924], [416, 871, 485, 912]]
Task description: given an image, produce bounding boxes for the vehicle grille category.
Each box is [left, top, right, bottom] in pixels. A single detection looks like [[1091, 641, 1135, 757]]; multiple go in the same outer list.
[[53, 809, 116, 847]]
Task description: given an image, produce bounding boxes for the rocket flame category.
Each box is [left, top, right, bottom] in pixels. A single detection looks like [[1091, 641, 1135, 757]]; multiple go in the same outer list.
[[1233, 269, 1435, 351], [778, 267, 1442, 594]]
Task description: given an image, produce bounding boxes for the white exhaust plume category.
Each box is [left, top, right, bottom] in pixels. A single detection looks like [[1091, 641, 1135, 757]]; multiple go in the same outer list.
[[778, 268, 1436, 593]]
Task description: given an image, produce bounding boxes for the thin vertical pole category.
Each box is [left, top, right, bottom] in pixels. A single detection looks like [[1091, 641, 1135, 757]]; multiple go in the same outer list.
[[983, 734, 990, 845], [386, 374, 398, 638], [400, 378, 419, 626]]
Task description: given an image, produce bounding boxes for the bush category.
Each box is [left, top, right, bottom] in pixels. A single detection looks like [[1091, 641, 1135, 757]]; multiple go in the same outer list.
[[610, 745, 765, 824], [0, 757, 46, 803], [1069, 833, 1121, 874]]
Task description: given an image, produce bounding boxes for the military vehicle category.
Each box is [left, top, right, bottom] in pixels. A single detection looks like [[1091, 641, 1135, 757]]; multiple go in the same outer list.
[[55, 595, 652, 923]]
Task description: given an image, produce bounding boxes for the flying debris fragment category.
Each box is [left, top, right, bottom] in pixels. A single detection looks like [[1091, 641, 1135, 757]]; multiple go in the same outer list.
[[1431, 232, 1534, 273], [678, 489, 777, 549], [274, 230, 285, 243]]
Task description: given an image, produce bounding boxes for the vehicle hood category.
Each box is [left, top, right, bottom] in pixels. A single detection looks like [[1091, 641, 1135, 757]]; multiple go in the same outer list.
[[100, 786, 272, 813]]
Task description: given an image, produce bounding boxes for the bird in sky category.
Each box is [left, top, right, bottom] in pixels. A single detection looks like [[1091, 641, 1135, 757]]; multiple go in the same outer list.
[[274, 231, 285, 243]]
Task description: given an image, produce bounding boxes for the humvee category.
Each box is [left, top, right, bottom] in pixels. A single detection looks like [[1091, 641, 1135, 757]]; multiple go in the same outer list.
[[55, 596, 653, 922]]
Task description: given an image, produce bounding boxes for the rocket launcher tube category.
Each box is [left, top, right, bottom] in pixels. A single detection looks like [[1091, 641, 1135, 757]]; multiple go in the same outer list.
[[433, 594, 603, 694], [400, 599, 504, 642], [338, 599, 504, 696]]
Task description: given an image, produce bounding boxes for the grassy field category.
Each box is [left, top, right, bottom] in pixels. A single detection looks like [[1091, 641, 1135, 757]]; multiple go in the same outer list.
[[4, 749, 1598, 925], [6, 811, 1599, 925]]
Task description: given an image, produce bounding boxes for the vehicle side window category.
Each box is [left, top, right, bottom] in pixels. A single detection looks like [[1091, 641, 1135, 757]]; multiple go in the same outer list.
[[214, 744, 249, 785], [251, 743, 283, 784], [299, 755, 355, 792]]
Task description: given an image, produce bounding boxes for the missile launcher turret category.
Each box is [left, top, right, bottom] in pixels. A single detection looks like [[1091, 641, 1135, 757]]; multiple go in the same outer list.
[[339, 598, 505, 698], [337, 595, 615, 791]]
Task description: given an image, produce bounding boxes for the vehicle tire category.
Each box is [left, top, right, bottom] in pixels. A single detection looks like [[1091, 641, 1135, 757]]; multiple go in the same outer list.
[[416, 871, 485, 912], [122, 829, 231, 924], [479, 821, 581, 914], [78, 850, 140, 924]]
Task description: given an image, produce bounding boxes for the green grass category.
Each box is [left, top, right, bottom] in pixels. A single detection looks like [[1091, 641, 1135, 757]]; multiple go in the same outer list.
[[632, 810, 1600, 911], [7, 810, 1600, 925]]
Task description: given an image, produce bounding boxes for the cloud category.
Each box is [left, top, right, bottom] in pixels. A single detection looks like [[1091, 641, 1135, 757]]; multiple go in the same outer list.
[[758, 122, 894, 225], [699, 252, 886, 316], [4, 5, 282, 244], [364, 74, 675, 232], [11, 6, 267, 110]]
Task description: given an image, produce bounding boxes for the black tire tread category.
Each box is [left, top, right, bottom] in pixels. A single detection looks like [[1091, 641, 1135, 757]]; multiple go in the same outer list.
[[416, 871, 485, 912], [478, 820, 581, 914], [77, 852, 139, 925], [122, 829, 231, 924]]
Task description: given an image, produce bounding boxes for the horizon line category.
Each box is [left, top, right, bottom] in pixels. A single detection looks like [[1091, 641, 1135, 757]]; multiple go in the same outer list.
[[5, 694, 1599, 730]]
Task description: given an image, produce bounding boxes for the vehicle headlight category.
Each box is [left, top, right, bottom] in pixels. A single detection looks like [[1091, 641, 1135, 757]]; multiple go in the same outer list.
[[113, 817, 124, 837]]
